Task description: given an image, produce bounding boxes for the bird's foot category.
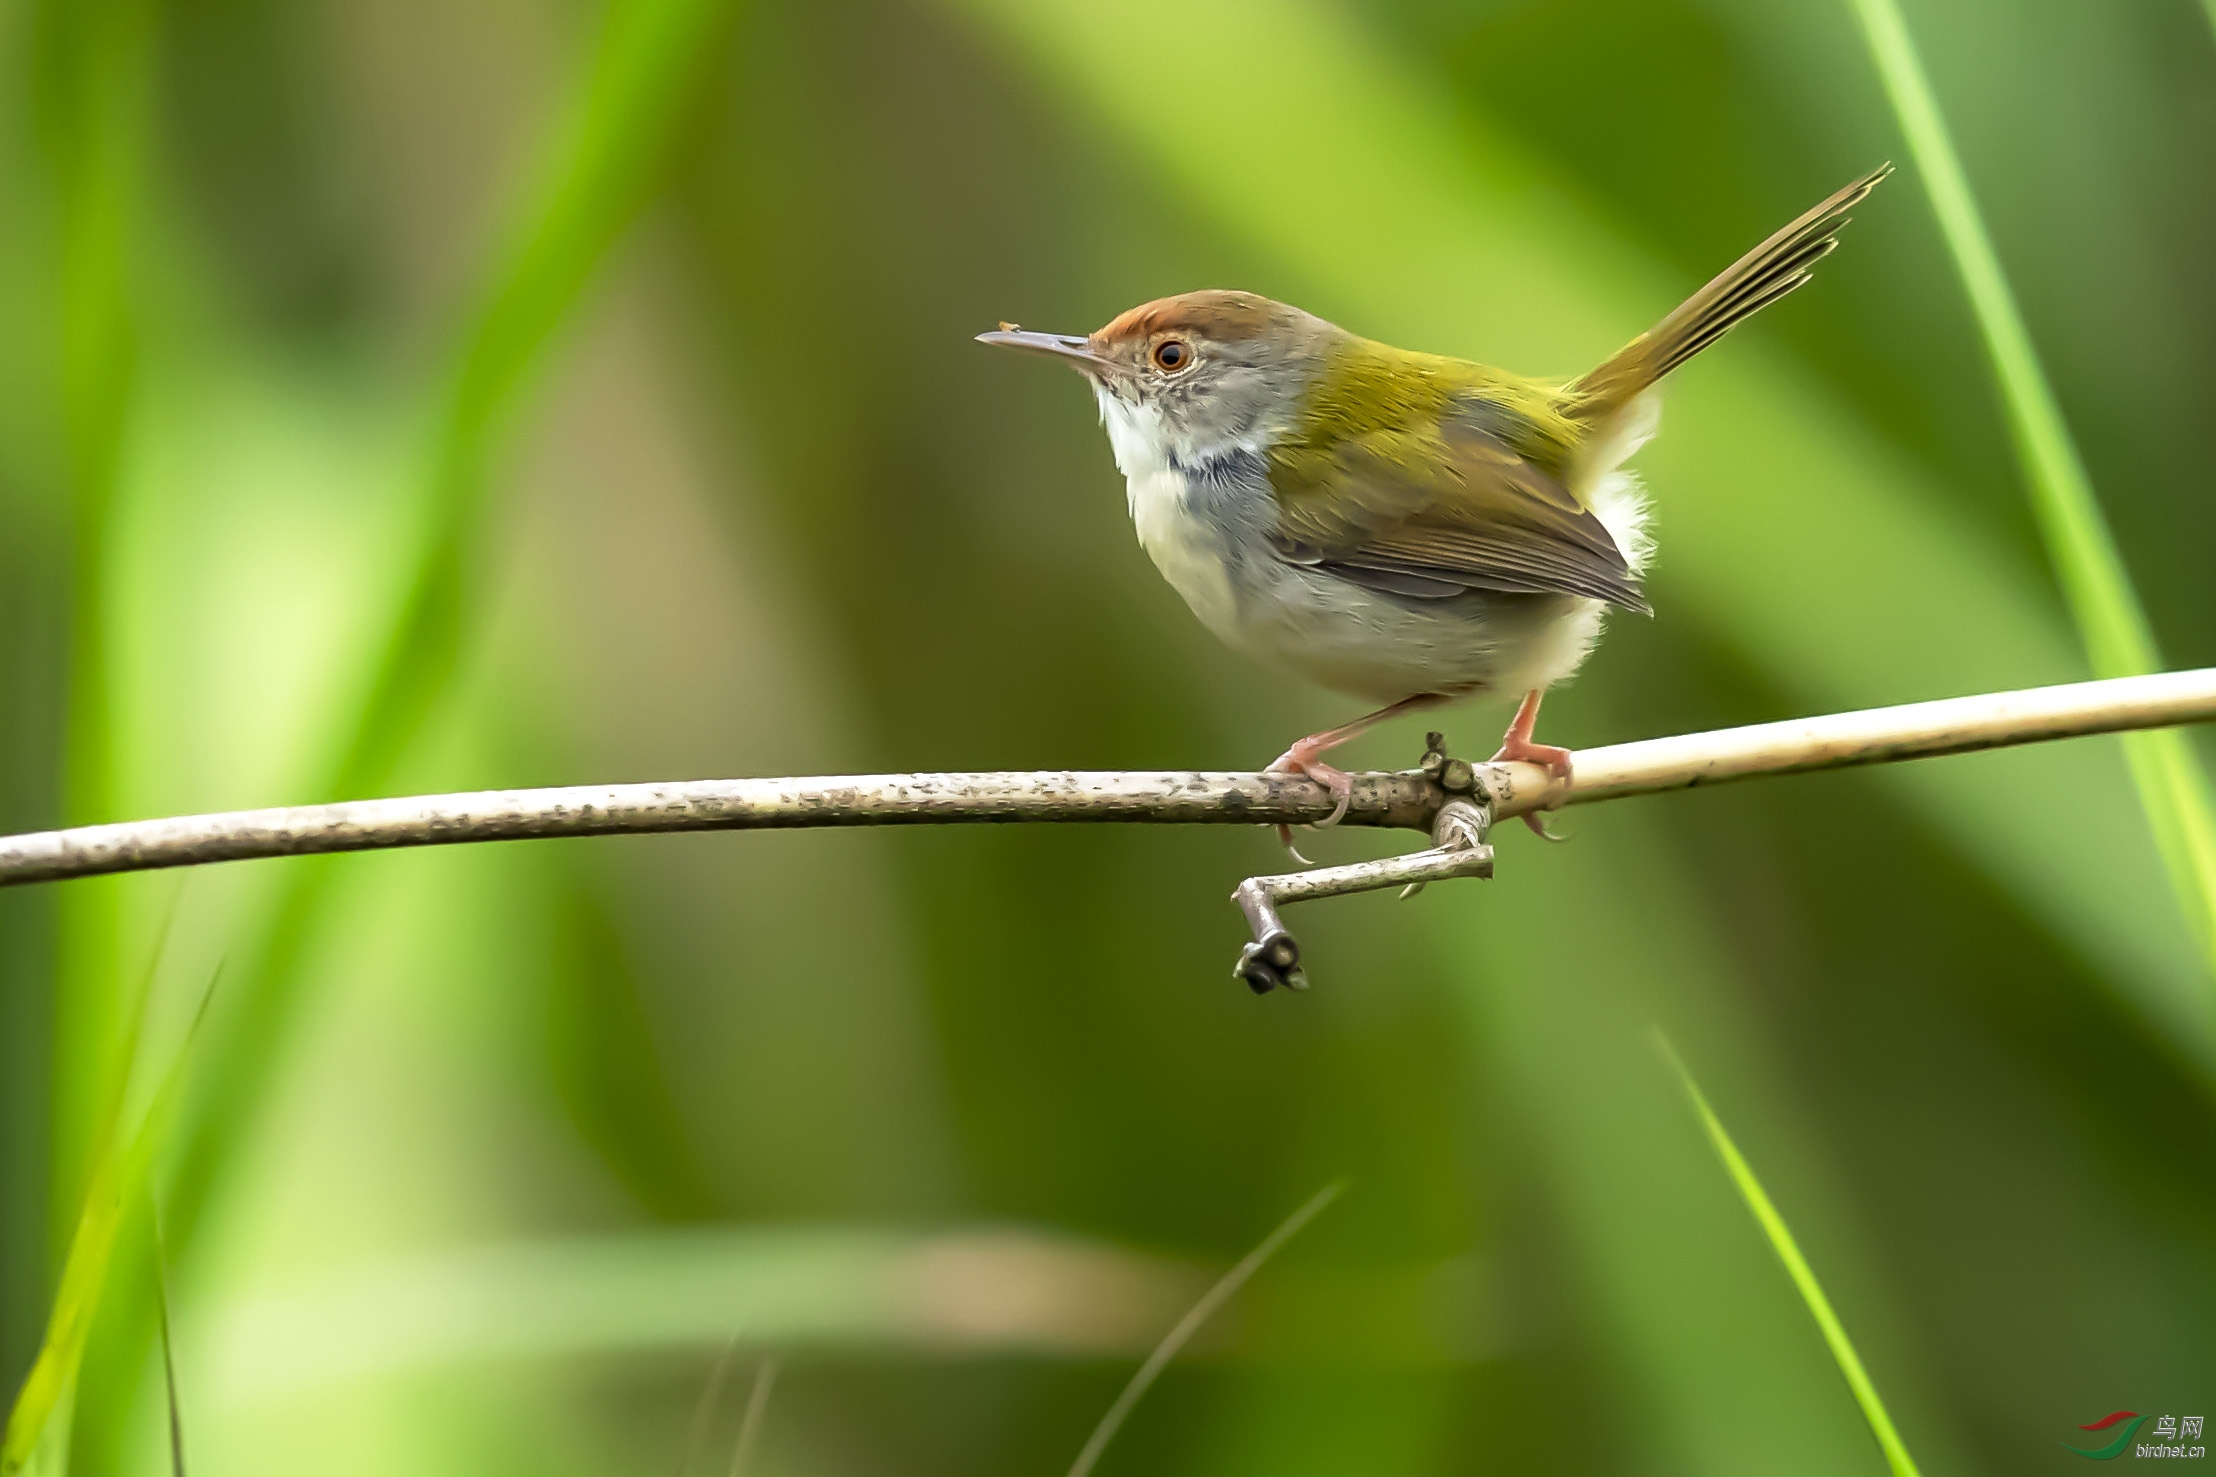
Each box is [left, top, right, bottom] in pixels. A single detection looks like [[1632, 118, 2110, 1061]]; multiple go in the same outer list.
[[1267, 742, 1355, 862], [1268, 745, 1355, 827], [1261, 694, 1458, 861], [1491, 693, 1572, 840], [1487, 731, 1574, 782]]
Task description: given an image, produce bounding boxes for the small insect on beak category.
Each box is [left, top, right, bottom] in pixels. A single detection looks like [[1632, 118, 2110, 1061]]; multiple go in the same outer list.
[[975, 323, 1113, 374]]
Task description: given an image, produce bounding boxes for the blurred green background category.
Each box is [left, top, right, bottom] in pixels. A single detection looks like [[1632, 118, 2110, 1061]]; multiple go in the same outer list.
[[3, 0, 2215, 1472]]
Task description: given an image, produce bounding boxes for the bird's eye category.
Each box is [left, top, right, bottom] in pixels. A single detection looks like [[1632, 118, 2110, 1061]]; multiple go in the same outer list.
[[1152, 339, 1192, 372]]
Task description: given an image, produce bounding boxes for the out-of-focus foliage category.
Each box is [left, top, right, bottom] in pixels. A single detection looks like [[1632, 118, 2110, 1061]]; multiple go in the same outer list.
[[1662, 1034, 1922, 1476], [1, 0, 2213, 1474], [1849, 0, 2216, 977]]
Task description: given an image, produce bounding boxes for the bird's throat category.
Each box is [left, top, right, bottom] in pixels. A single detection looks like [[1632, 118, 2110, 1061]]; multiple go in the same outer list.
[[1092, 383, 1172, 481]]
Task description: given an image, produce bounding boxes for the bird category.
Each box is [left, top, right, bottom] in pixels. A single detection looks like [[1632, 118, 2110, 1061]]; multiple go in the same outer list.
[[980, 165, 1889, 840]]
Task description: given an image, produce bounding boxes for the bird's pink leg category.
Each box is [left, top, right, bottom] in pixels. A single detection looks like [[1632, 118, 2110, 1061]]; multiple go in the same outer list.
[[1490, 688, 1572, 838], [1268, 693, 1449, 851]]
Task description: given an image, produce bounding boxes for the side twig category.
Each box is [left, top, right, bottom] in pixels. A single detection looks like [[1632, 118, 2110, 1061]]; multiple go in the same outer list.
[[1233, 792, 1493, 993]]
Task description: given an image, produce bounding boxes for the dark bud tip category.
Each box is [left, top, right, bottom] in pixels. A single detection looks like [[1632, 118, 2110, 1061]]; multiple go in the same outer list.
[[1235, 946, 1282, 994], [1235, 934, 1307, 994]]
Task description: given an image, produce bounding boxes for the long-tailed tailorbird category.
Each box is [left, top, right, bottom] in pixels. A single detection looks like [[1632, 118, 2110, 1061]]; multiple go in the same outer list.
[[980, 166, 1890, 837]]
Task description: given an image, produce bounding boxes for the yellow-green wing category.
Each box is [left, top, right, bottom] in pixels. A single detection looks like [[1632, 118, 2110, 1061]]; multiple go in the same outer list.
[[1266, 395, 1649, 613]]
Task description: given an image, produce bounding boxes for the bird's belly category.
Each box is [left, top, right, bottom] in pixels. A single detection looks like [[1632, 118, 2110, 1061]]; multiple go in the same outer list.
[[1240, 571, 1607, 705], [1125, 469, 1608, 706]]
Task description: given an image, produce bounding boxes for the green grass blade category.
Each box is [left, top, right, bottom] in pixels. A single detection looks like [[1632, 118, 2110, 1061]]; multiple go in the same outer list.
[[1846, 0, 2216, 969], [36, 0, 153, 1273], [41, 0, 150, 839], [676, 1338, 738, 1477], [726, 1359, 778, 1477], [329, 0, 744, 802], [0, 914, 176, 1475], [159, 0, 745, 1253], [112, 0, 744, 1429], [148, 1204, 184, 1477], [1657, 1035, 1920, 1477], [1066, 1182, 1341, 1477], [1, 973, 213, 1476]]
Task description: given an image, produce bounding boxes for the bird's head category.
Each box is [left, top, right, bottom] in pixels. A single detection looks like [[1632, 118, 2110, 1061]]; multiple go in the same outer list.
[[979, 291, 1337, 476]]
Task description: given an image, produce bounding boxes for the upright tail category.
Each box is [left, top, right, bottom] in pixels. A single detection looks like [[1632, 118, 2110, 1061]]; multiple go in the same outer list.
[[1568, 164, 1892, 422]]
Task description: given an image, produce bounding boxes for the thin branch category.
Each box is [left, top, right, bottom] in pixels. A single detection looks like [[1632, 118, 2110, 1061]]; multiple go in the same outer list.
[[1, 669, 2209, 889], [1562, 665, 2216, 800]]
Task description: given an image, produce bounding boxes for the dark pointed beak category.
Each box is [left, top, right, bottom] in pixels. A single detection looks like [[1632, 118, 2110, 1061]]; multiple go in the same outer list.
[[976, 326, 1110, 372]]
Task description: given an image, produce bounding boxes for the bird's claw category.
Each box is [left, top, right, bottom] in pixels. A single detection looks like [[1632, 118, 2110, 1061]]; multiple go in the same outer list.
[[1492, 718, 1571, 839], [1316, 778, 1353, 828], [1267, 748, 1354, 842], [1521, 811, 1568, 842]]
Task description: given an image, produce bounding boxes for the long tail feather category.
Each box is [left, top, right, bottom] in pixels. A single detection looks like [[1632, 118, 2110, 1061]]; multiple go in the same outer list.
[[1569, 164, 1892, 420]]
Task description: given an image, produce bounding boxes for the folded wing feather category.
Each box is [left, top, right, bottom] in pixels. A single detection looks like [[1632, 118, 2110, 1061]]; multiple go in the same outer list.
[[1267, 398, 1651, 612]]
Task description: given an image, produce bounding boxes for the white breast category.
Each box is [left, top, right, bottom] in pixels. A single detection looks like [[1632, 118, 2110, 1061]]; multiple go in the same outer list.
[[1095, 389, 1246, 646], [1124, 466, 1243, 642]]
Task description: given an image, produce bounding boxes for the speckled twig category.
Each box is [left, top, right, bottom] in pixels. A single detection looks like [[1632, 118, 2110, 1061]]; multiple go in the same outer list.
[[1231, 798, 1494, 994], [0, 668, 2210, 889]]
